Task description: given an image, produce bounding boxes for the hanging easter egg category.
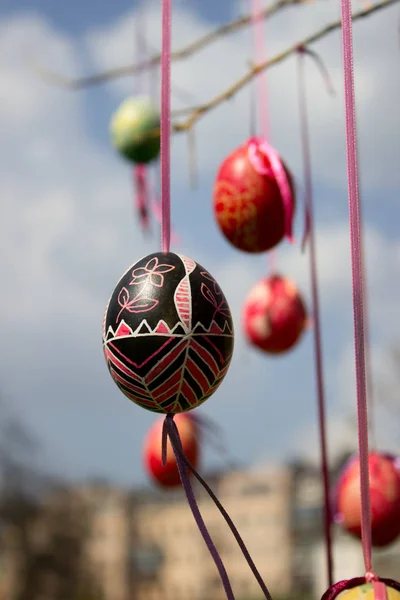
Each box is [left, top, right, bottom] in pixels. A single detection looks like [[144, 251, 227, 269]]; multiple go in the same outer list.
[[102, 252, 234, 414], [110, 96, 160, 164], [321, 578, 400, 600], [143, 413, 199, 487], [213, 136, 295, 253], [334, 452, 400, 547], [242, 274, 308, 354]]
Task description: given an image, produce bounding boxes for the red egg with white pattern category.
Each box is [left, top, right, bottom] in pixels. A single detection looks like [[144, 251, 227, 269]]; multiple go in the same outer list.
[[213, 137, 295, 253], [242, 274, 308, 354]]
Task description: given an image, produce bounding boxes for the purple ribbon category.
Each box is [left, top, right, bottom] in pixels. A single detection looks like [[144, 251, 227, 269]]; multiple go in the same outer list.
[[163, 415, 273, 600]]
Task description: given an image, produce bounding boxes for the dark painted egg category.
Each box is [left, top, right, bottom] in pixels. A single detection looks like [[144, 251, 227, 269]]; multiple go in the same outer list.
[[110, 96, 160, 164], [102, 252, 234, 414]]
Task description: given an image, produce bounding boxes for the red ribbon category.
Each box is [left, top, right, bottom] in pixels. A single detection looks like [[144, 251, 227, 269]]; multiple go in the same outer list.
[[134, 164, 150, 231]]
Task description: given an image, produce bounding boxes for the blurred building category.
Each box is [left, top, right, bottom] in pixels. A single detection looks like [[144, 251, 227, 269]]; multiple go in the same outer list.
[[290, 460, 325, 596], [130, 465, 293, 600], [0, 466, 294, 600], [1, 457, 400, 600], [0, 481, 130, 600]]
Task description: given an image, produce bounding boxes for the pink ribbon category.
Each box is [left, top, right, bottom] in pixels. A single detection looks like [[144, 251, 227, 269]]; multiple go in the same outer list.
[[150, 193, 181, 246], [372, 581, 388, 600], [296, 45, 335, 252], [296, 47, 334, 588], [160, 0, 172, 253], [247, 136, 294, 242], [341, 0, 372, 576]]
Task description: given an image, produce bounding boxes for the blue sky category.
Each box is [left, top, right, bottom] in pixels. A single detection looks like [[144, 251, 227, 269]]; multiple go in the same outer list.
[[0, 0, 399, 487], [6, 0, 233, 33]]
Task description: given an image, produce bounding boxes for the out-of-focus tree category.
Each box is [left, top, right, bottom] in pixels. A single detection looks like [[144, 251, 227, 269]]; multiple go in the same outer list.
[[0, 396, 103, 599]]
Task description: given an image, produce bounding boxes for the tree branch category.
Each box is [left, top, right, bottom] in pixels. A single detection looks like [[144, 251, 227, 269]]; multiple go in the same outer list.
[[28, 0, 305, 90], [172, 0, 398, 133]]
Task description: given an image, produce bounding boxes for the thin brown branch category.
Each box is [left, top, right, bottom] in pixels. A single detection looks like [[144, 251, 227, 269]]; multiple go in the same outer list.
[[28, 0, 304, 90], [172, 0, 398, 133]]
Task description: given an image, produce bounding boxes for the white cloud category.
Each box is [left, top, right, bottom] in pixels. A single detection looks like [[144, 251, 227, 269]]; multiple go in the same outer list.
[[211, 221, 400, 334], [0, 14, 81, 133], [291, 339, 400, 467]]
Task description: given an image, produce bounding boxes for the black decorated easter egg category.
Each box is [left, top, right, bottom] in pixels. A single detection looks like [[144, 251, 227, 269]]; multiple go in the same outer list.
[[102, 252, 234, 414]]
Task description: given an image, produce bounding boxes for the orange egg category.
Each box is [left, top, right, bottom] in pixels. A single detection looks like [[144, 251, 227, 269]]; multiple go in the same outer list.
[[335, 453, 400, 547], [143, 413, 199, 488]]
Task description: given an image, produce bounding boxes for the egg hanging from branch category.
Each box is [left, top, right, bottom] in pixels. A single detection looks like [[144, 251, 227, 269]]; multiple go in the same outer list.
[[334, 452, 400, 547], [242, 274, 308, 354], [102, 252, 234, 414], [110, 96, 161, 164], [143, 412, 199, 488], [213, 136, 295, 253]]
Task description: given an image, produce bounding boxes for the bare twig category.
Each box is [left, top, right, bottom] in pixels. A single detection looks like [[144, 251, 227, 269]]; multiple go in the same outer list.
[[29, 0, 397, 135], [28, 0, 307, 90], [27, 56, 197, 115], [172, 0, 398, 133], [88, 0, 395, 137]]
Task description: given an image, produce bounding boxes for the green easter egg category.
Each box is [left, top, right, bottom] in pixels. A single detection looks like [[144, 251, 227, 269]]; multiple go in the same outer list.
[[110, 96, 160, 164]]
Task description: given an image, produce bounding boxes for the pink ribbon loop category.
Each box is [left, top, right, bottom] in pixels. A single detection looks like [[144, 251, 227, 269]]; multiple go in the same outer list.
[[247, 136, 295, 243]]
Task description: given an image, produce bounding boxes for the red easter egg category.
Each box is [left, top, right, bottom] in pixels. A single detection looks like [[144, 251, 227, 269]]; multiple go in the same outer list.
[[213, 138, 295, 253], [335, 453, 400, 547], [242, 274, 307, 354], [143, 413, 199, 488]]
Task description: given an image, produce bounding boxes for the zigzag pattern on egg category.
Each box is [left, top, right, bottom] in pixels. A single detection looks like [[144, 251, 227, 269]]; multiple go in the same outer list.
[[102, 252, 234, 414]]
